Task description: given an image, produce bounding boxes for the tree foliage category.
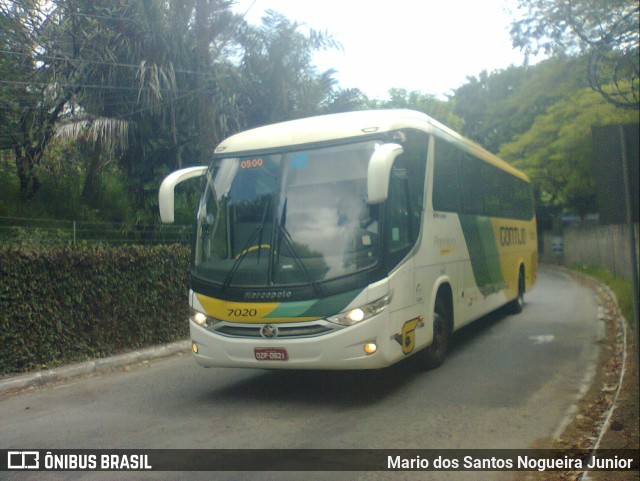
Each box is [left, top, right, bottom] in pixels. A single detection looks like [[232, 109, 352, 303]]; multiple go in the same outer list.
[[236, 10, 341, 127], [453, 55, 636, 216], [499, 87, 637, 216], [0, 0, 76, 199], [1, 0, 342, 216], [323, 87, 370, 114], [453, 57, 588, 153], [375, 88, 463, 131], [3, 0, 634, 223], [52, 0, 246, 211], [510, 0, 639, 109]]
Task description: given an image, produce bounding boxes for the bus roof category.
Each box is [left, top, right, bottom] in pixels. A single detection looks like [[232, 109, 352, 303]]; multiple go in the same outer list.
[[214, 109, 529, 182]]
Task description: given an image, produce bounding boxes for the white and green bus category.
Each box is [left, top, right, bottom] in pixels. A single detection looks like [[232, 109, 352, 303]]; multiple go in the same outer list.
[[159, 109, 537, 370]]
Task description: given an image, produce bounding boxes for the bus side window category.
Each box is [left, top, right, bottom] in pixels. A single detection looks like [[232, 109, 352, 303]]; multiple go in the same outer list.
[[513, 178, 535, 220], [387, 167, 413, 253], [386, 130, 428, 256], [433, 139, 462, 213], [482, 162, 502, 217]]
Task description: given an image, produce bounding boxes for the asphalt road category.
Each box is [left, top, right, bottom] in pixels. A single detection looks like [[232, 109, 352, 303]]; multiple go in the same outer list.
[[0, 267, 601, 481]]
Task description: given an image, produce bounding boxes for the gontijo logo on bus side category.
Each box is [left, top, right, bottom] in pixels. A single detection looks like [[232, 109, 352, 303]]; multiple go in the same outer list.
[[459, 215, 536, 299], [499, 226, 527, 246]]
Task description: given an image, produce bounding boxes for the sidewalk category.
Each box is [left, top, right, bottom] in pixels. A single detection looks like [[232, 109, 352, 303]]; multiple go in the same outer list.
[[0, 340, 190, 396]]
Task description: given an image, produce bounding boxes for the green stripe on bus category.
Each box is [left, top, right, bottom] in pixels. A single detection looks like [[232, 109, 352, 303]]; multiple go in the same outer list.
[[299, 289, 362, 318], [264, 299, 316, 318], [459, 215, 504, 296], [265, 289, 362, 319]]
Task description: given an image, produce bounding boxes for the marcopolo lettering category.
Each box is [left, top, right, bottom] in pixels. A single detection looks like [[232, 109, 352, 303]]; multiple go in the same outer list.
[[244, 290, 292, 300], [499, 227, 527, 247]]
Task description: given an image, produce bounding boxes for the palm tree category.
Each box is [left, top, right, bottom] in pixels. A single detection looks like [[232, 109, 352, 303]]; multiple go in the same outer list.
[[236, 11, 341, 127], [0, 0, 76, 199], [56, 0, 242, 209]]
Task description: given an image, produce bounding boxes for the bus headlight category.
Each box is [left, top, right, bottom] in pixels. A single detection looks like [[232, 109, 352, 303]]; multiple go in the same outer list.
[[193, 311, 208, 325], [190, 308, 220, 328], [327, 292, 392, 326]]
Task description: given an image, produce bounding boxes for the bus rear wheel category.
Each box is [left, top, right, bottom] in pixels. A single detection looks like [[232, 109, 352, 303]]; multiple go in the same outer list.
[[508, 269, 525, 314], [424, 297, 451, 369]]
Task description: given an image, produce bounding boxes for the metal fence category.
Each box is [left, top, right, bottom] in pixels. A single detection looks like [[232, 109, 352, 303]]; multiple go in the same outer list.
[[0, 216, 192, 247]]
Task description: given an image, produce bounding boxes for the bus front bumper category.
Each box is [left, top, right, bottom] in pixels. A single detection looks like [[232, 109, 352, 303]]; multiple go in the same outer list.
[[188, 318, 396, 370]]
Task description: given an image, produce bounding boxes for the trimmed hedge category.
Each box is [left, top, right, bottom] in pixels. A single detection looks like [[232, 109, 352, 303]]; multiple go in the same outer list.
[[0, 245, 191, 375]]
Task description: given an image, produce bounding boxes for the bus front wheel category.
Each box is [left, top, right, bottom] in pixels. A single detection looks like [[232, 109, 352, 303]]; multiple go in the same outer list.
[[423, 297, 451, 369]]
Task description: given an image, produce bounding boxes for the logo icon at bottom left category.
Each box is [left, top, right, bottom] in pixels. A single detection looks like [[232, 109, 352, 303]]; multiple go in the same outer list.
[[8, 451, 39, 469]]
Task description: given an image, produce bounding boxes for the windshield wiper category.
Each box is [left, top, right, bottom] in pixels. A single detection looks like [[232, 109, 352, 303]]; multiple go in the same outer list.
[[277, 198, 323, 297], [221, 197, 271, 292]]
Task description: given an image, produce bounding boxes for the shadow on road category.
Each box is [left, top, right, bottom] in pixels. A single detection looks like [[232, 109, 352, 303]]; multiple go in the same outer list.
[[195, 307, 516, 408], [198, 363, 418, 407], [449, 304, 514, 351]]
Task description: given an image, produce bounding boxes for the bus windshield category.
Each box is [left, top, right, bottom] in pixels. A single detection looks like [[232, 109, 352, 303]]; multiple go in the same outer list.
[[194, 140, 381, 288]]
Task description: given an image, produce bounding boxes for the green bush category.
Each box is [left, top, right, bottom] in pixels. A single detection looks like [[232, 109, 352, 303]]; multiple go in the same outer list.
[[0, 244, 191, 375]]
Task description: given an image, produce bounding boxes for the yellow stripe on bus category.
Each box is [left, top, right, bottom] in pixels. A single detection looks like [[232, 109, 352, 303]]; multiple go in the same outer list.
[[195, 293, 319, 323]]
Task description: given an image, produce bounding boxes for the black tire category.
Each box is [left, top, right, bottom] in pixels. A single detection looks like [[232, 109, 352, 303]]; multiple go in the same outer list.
[[508, 269, 525, 314], [423, 297, 451, 369]]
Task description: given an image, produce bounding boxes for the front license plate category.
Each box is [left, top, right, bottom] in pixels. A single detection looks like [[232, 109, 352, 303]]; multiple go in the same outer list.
[[254, 347, 289, 361]]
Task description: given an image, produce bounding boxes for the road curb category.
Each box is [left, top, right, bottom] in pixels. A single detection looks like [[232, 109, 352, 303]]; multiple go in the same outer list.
[[545, 264, 632, 477], [0, 340, 191, 396]]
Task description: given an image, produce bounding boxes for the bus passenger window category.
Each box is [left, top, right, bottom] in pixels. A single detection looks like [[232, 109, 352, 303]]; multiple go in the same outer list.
[[433, 139, 462, 213]]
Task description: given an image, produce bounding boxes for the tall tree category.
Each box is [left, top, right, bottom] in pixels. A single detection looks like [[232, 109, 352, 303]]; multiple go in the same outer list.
[[510, 0, 639, 109], [0, 0, 75, 199], [2, 1, 343, 215], [55, 0, 242, 210], [236, 11, 340, 127]]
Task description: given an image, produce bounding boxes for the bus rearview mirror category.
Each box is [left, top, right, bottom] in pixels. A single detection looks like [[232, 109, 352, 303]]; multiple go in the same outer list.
[[367, 143, 404, 204], [159, 166, 208, 223]]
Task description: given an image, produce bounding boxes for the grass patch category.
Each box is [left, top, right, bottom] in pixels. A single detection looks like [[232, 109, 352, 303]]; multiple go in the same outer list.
[[575, 265, 635, 324]]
